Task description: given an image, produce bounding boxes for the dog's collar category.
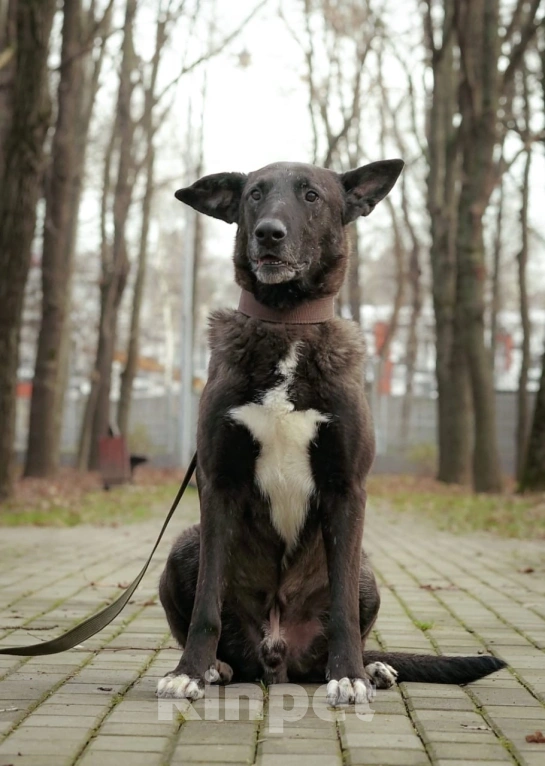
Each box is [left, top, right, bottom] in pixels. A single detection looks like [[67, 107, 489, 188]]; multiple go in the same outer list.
[[237, 290, 336, 324]]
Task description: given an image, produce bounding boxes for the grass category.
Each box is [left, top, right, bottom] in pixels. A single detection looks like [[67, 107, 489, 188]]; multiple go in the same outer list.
[[367, 474, 545, 539], [413, 620, 435, 632], [4, 466, 544, 539], [0, 468, 200, 527]]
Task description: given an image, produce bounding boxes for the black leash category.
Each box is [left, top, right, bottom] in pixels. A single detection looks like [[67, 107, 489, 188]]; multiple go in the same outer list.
[[0, 452, 197, 657]]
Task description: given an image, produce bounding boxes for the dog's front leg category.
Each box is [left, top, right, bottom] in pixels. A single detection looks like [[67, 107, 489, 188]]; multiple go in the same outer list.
[[321, 488, 374, 706], [157, 486, 233, 700]]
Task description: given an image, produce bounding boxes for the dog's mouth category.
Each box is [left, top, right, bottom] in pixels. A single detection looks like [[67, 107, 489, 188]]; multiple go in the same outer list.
[[252, 256, 297, 284], [257, 255, 286, 267]]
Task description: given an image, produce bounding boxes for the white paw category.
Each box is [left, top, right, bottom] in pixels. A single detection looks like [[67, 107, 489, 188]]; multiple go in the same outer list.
[[208, 660, 233, 684], [365, 661, 398, 689], [326, 676, 375, 706], [156, 673, 204, 700]]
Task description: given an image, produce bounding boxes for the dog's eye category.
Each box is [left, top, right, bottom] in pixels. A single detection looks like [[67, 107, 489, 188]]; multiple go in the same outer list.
[[250, 189, 261, 201], [305, 190, 318, 202]]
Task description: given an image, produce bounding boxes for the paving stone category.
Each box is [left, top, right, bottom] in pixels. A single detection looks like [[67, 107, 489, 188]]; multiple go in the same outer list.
[[257, 757, 341, 766], [85, 734, 169, 752], [346, 748, 430, 765], [177, 722, 257, 744], [79, 753, 163, 766], [341, 713, 415, 734], [435, 761, 518, 766], [258, 738, 339, 754], [0, 757, 73, 766], [430, 742, 511, 760], [410, 696, 475, 711], [100, 721, 176, 736], [172, 742, 255, 762], [266, 726, 336, 739], [343, 732, 426, 749], [1, 508, 544, 766]]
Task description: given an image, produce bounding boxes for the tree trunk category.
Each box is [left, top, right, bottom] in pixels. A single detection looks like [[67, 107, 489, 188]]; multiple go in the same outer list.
[[455, 0, 502, 492], [425, 0, 472, 484], [25, 0, 84, 477], [191, 90, 206, 352], [87, 0, 138, 469], [0, 0, 16, 181], [50, 3, 113, 467], [489, 170, 504, 371], [118, 145, 154, 437], [347, 225, 361, 325], [519, 24, 545, 492], [456, 203, 501, 491], [516, 129, 531, 482], [0, 0, 56, 501], [77, 118, 117, 471], [401, 238, 423, 443], [520, 349, 545, 492]]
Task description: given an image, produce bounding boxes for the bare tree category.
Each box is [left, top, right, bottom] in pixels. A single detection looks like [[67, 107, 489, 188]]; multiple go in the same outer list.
[[24, 0, 115, 477], [0, 0, 57, 501], [489, 166, 505, 371], [423, 0, 542, 491], [424, 0, 472, 484], [78, 0, 139, 470], [118, 0, 174, 437], [454, 0, 541, 492], [25, 0, 84, 477], [519, 23, 545, 492], [515, 66, 532, 482], [0, 0, 16, 181]]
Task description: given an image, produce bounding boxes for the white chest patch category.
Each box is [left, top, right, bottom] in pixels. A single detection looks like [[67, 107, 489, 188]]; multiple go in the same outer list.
[[229, 343, 329, 549]]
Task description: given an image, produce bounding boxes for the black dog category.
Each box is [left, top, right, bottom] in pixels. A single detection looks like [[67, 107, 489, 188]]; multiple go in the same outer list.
[[157, 160, 505, 706]]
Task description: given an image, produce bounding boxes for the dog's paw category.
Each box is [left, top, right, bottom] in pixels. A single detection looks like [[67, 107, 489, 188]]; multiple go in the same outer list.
[[364, 661, 398, 689], [326, 676, 375, 706], [156, 673, 204, 700], [207, 660, 233, 684]]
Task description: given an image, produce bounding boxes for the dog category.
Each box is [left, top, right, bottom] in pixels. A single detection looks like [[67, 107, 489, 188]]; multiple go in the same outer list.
[[156, 160, 506, 706]]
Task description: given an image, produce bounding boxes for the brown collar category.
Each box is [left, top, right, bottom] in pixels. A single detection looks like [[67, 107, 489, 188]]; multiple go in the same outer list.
[[237, 289, 335, 324]]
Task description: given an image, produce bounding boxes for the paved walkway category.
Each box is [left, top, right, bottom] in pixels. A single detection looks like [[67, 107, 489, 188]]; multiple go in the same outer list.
[[0, 503, 544, 766]]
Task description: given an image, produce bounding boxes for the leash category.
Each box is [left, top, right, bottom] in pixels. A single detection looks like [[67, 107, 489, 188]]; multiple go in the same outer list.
[[0, 452, 197, 657]]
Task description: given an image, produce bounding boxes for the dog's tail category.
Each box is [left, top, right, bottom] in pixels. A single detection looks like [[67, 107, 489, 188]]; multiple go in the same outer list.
[[363, 651, 506, 685]]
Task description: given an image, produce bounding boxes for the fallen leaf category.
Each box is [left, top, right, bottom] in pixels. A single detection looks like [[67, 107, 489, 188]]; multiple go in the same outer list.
[[117, 582, 129, 589], [142, 599, 157, 607], [526, 731, 545, 743], [518, 567, 535, 574]]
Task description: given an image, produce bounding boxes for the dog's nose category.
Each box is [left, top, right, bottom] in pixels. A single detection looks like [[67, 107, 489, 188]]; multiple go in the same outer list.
[[254, 219, 287, 246]]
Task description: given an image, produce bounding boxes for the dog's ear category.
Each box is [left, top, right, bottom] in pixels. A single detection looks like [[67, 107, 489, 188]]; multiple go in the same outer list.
[[340, 160, 404, 223], [175, 172, 248, 224]]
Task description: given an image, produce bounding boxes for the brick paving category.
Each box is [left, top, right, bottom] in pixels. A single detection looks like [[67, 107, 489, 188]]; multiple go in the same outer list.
[[1, 503, 544, 766]]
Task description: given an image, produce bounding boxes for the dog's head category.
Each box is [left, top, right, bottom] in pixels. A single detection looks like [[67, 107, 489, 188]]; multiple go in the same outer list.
[[175, 160, 403, 308]]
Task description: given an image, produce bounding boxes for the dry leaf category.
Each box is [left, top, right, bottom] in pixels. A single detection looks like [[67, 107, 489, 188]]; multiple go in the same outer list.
[[526, 731, 545, 743]]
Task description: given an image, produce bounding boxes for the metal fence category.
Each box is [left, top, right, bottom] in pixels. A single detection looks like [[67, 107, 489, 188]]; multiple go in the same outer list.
[[16, 387, 533, 477]]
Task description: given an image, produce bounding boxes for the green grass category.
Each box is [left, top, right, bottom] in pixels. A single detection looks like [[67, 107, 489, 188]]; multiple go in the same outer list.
[[368, 475, 545, 539], [413, 620, 435, 632], [0, 482, 200, 527]]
